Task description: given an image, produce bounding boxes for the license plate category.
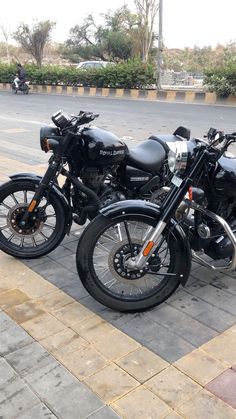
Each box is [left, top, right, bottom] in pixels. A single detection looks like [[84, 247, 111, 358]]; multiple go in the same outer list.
[[171, 175, 182, 187]]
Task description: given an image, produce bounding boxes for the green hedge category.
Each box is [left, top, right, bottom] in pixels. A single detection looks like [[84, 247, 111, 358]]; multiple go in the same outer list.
[[0, 60, 155, 89], [204, 65, 236, 97]]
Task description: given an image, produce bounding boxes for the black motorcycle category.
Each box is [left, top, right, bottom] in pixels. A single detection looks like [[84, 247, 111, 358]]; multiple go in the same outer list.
[[0, 109, 189, 259], [76, 128, 236, 312]]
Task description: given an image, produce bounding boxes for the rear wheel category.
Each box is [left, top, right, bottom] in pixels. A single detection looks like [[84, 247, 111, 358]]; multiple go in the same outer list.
[[0, 180, 66, 258], [76, 213, 189, 312]]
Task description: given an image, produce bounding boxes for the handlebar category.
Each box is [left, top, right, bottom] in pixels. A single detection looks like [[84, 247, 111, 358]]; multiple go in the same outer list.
[[226, 133, 236, 141], [75, 111, 99, 126], [194, 128, 236, 157], [203, 129, 236, 158], [51, 109, 99, 132], [203, 127, 236, 147]]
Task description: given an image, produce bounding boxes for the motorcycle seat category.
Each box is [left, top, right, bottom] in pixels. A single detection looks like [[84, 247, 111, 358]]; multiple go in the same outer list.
[[127, 140, 166, 173], [149, 134, 182, 154]]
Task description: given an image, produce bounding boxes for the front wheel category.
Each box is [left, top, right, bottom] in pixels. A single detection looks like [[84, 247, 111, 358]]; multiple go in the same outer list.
[[76, 213, 190, 312], [22, 84, 29, 95], [12, 84, 17, 94], [0, 180, 67, 258]]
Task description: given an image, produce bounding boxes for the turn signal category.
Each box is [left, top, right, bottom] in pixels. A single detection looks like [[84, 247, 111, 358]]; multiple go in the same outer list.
[[41, 138, 59, 153], [143, 241, 154, 256], [27, 200, 37, 212], [41, 138, 50, 152], [188, 187, 193, 200]]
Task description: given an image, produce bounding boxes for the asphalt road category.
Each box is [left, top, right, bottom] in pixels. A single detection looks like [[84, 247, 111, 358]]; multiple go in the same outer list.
[[0, 90, 236, 164]]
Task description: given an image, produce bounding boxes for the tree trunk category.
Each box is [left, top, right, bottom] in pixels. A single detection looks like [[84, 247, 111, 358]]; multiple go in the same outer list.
[[135, 0, 159, 62]]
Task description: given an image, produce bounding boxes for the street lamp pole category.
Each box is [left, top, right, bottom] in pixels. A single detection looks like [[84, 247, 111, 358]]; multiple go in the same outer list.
[[156, 0, 163, 90]]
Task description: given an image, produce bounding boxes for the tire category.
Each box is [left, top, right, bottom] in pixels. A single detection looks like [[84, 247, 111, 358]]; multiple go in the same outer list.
[[22, 84, 29, 95], [0, 180, 67, 258], [76, 213, 190, 312]]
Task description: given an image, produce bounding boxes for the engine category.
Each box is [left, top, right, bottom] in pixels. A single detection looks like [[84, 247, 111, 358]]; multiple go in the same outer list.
[[80, 167, 109, 192], [80, 167, 126, 207]]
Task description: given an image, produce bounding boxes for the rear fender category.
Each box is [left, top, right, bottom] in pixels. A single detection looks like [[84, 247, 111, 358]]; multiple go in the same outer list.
[[9, 173, 72, 234], [101, 200, 191, 285]]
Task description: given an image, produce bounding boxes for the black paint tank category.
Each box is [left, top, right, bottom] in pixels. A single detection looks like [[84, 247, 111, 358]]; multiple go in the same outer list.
[[214, 155, 236, 197], [81, 127, 128, 166]]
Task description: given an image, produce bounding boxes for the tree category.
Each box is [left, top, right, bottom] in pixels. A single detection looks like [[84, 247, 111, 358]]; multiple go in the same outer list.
[[134, 0, 159, 62], [13, 20, 55, 67], [66, 15, 107, 61], [103, 5, 138, 33], [100, 6, 138, 60], [65, 7, 139, 62], [1, 25, 10, 63]]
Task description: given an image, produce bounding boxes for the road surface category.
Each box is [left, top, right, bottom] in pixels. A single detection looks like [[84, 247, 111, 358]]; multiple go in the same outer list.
[[0, 90, 236, 164]]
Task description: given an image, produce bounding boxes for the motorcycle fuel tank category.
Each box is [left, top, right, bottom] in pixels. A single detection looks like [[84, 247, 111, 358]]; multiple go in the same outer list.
[[81, 127, 128, 166], [214, 155, 236, 197]]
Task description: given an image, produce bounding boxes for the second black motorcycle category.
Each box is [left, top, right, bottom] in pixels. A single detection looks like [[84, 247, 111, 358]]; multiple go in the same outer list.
[[76, 128, 236, 311], [0, 109, 189, 258]]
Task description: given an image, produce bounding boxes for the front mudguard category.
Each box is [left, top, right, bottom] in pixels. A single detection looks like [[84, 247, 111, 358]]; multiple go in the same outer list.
[[101, 199, 191, 286], [9, 173, 72, 234]]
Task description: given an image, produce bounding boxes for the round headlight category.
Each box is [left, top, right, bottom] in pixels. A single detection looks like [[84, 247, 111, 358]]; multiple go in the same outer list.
[[167, 143, 177, 173], [167, 141, 188, 174]]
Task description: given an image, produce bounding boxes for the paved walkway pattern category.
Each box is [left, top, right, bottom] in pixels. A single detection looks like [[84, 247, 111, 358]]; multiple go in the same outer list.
[[0, 144, 236, 418]]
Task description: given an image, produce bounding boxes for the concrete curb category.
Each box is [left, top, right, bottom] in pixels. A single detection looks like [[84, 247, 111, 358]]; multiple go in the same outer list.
[[1, 82, 236, 106]]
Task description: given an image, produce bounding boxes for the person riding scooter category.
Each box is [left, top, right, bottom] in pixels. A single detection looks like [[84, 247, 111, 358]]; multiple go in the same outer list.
[[13, 63, 26, 90]]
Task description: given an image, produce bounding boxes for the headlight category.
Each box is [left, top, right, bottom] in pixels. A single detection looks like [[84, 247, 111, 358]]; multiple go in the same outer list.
[[167, 141, 188, 174], [40, 126, 61, 153]]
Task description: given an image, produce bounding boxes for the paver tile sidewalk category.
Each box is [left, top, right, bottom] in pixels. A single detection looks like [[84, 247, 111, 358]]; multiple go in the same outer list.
[[0, 251, 236, 418]]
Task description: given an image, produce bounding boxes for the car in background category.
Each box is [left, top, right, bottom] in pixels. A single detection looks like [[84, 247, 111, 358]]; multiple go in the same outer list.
[[76, 61, 115, 70]]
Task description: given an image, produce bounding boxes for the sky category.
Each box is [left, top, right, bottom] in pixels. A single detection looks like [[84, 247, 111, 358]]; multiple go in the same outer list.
[[0, 0, 236, 49]]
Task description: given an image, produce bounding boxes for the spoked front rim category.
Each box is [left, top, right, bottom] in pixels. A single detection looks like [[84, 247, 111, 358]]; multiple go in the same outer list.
[[91, 218, 176, 301], [0, 188, 57, 250]]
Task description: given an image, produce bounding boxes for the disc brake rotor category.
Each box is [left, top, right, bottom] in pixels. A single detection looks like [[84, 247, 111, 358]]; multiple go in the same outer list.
[[108, 239, 162, 282], [6, 203, 44, 238]]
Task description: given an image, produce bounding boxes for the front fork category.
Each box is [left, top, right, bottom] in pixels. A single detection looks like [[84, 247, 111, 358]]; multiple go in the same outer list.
[[125, 180, 191, 270], [19, 160, 60, 226], [125, 149, 209, 270]]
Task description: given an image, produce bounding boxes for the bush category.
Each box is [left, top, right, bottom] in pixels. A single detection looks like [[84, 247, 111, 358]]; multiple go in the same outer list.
[[204, 65, 236, 97], [0, 60, 155, 89], [0, 63, 16, 82]]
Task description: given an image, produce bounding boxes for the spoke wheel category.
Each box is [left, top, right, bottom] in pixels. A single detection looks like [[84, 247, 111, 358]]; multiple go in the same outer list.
[[0, 180, 67, 258], [76, 213, 190, 312], [92, 220, 173, 300]]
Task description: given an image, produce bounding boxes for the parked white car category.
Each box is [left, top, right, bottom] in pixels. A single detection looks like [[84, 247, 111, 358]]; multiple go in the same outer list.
[[76, 61, 114, 70]]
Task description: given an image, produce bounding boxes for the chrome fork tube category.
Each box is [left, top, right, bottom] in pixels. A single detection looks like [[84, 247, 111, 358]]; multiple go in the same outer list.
[[125, 220, 167, 270]]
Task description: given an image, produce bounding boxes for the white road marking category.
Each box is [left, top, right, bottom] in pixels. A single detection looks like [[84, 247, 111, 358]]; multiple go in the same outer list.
[[0, 115, 47, 125], [1, 128, 29, 133]]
